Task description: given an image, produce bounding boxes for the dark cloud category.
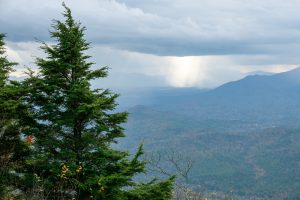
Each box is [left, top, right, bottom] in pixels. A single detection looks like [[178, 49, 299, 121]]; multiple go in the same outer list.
[[1, 0, 300, 57]]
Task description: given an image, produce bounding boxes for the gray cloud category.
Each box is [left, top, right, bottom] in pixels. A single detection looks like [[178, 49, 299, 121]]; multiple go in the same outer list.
[[2, 0, 300, 88], [2, 0, 300, 57]]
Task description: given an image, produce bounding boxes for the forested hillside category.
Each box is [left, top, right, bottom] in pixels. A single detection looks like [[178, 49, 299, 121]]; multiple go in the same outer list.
[[118, 69, 300, 199]]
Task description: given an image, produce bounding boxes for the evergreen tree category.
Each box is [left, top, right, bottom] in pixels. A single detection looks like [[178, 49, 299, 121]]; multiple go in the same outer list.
[[25, 4, 174, 199], [0, 34, 30, 197]]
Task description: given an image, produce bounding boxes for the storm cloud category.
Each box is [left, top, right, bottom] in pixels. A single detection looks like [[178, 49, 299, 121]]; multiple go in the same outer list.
[[2, 0, 300, 56], [1, 0, 300, 87]]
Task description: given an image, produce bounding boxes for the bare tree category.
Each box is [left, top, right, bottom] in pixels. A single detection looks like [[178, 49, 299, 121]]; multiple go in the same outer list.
[[144, 149, 234, 200], [145, 149, 194, 183]]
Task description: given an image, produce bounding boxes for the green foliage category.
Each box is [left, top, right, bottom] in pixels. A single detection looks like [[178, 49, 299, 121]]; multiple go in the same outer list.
[[126, 176, 175, 200], [23, 4, 174, 199], [121, 106, 300, 199], [0, 33, 31, 197], [0, 34, 16, 83]]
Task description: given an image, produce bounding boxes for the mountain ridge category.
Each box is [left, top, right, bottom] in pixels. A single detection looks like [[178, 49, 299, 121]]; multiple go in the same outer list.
[[118, 67, 300, 199]]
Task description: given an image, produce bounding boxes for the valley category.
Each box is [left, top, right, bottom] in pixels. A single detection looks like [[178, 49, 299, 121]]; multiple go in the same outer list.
[[116, 68, 300, 199]]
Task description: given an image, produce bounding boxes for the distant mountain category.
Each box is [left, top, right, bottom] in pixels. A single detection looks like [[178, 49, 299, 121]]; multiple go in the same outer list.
[[118, 67, 300, 124], [145, 67, 300, 122], [213, 67, 300, 95], [117, 68, 300, 199], [117, 68, 300, 113]]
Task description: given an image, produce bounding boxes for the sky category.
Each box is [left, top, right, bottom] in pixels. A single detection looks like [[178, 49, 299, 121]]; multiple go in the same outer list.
[[1, 0, 300, 88]]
